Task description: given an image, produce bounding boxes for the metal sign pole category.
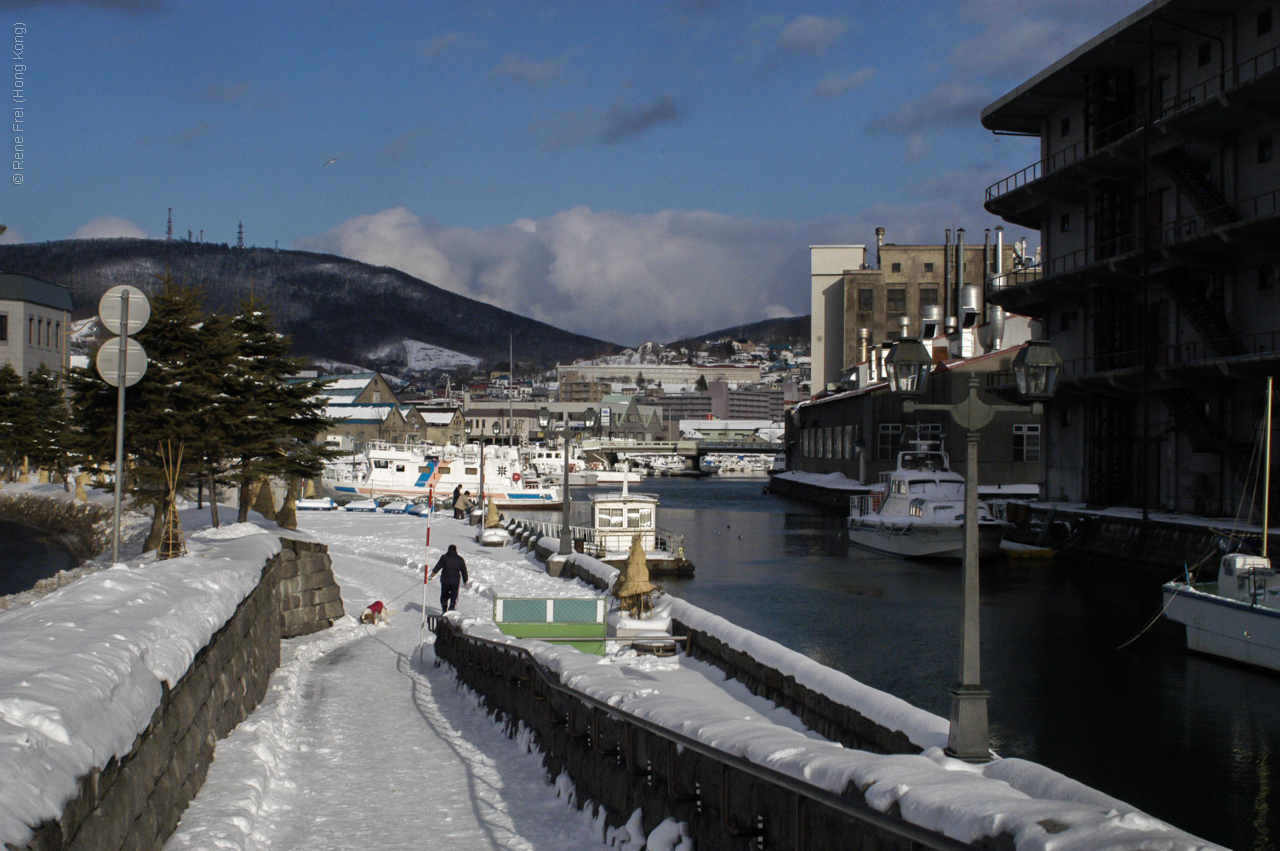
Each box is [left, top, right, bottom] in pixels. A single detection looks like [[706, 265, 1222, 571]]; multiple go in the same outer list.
[[111, 291, 129, 565]]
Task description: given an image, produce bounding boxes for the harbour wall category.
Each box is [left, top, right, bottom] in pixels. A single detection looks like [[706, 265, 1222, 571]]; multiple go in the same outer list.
[[11, 534, 344, 851], [768, 473, 1249, 574]]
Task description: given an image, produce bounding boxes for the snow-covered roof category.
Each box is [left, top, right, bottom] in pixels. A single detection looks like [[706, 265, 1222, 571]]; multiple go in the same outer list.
[[324, 404, 395, 423]]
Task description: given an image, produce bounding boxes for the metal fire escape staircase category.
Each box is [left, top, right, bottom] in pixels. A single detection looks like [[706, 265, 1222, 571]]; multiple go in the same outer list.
[[1148, 150, 1246, 358], [1152, 149, 1236, 228]]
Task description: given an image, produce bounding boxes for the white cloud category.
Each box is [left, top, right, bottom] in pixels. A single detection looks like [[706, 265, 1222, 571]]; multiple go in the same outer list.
[[777, 14, 846, 57], [806, 68, 876, 102], [298, 204, 1037, 347], [74, 216, 148, 239]]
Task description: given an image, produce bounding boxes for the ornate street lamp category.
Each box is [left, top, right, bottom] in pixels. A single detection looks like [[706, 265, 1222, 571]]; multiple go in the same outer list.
[[887, 339, 1062, 762], [538, 406, 598, 556]]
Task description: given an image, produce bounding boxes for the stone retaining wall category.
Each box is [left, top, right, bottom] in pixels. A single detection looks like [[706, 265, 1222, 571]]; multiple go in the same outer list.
[[670, 619, 919, 755], [11, 536, 343, 851], [434, 622, 956, 851], [277, 534, 345, 637], [0, 492, 111, 561]]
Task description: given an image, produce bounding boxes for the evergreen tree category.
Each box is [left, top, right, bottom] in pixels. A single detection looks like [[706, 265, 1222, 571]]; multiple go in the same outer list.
[[695, 374, 709, 392], [0, 363, 24, 481], [22, 366, 72, 489], [221, 294, 335, 523]]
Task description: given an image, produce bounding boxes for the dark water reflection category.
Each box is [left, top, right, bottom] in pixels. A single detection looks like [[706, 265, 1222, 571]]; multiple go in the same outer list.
[[1, 520, 78, 596], [577, 476, 1278, 851]]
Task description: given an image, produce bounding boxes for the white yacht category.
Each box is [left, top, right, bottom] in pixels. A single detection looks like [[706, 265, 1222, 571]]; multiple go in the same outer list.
[[847, 444, 1009, 560], [323, 441, 560, 508]]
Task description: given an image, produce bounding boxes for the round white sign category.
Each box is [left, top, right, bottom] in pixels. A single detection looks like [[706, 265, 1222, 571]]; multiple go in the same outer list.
[[96, 337, 148, 387], [98, 285, 151, 337]]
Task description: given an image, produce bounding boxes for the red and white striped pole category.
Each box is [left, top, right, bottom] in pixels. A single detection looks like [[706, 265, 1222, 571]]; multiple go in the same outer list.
[[419, 487, 435, 661]]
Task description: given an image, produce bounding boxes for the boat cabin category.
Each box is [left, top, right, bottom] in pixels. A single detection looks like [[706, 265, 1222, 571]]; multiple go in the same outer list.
[[590, 491, 658, 554], [1218, 554, 1276, 603]]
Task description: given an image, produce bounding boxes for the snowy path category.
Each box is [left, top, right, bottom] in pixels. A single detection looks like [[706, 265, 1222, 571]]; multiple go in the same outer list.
[[165, 513, 613, 851]]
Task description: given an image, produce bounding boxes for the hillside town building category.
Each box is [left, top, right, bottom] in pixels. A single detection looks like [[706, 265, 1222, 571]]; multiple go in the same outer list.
[[982, 0, 1280, 514]]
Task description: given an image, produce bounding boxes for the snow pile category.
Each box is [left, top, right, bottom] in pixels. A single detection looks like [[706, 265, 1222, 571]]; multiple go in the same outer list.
[[0, 519, 280, 847]]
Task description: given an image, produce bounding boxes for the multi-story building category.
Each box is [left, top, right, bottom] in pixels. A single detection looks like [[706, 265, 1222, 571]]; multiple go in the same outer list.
[[557, 362, 763, 391], [0, 273, 73, 377], [982, 0, 1280, 513]]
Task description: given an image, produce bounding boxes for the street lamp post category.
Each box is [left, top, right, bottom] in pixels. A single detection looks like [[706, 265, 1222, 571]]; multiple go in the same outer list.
[[538, 406, 597, 556], [885, 339, 1062, 762]]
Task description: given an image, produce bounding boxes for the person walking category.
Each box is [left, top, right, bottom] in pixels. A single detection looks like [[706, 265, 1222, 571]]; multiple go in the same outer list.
[[451, 484, 463, 519], [428, 544, 469, 613]]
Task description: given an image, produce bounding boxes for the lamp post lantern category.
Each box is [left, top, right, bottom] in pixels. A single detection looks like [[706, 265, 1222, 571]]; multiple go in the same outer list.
[[887, 339, 1061, 762], [538, 407, 597, 556]]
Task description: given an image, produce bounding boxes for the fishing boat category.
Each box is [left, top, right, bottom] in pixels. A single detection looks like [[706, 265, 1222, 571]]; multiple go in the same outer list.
[[322, 441, 560, 508], [1162, 377, 1280, 672], [847, 442, 1010, 560]]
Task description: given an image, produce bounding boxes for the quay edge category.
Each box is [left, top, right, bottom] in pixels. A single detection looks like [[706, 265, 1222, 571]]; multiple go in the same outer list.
[[767, 471, 1261, 575]]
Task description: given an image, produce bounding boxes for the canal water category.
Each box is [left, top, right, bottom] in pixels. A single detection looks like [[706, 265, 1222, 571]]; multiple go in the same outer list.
[[576, 476, 1278, 851], [0, 520, 78, 596]]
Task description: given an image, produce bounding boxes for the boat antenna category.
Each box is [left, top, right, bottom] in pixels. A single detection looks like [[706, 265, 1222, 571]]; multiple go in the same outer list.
[[1266, 376, 1273, 560]]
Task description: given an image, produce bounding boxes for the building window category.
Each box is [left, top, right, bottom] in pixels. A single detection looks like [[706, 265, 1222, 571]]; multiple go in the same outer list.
[[1197, 41, 1211, 67], [28, 316, 34, 344], [844, 425, 855, 459], [0, 313, 6, 341], [1059, 213, 1070, 233], [1060, 116, 1071, 137], [857, 287, 874, 312], [1014, 424, 1041, 462], [1259, 136, 1273, 164], [886, 287, 907, 315], [919, 286, 939, 307], [877, 423, 902, 461], [1260, 9, 1273, 36], [54, 321, 60, 349], [1260, 265, 1279, 291], [824, 428, 833, 459], [923, 262, 934, 273]]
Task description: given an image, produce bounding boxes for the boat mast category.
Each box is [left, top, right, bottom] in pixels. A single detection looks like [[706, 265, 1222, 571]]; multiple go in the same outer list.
[[1266, 376, 1273, 561]]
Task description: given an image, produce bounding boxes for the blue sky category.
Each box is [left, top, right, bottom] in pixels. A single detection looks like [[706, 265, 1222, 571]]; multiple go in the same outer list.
[[1, 0, 1146, 346]]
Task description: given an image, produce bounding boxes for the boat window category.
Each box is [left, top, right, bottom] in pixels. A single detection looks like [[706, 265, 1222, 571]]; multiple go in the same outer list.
[[599, 508, 624, 528], [374, 460, 389, 469], [396, 465, 406, 473], [627, 507, 653, 528], [465, 467, 478, 476]]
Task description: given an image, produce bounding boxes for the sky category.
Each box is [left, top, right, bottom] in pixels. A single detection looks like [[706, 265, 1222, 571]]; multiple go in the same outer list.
[[0, 0, 1149, 346]]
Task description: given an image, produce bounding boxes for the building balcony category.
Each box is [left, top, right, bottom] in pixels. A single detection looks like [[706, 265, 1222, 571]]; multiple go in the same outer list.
[[985, 41, 1280, 226], [987, 184, 1280, 316]]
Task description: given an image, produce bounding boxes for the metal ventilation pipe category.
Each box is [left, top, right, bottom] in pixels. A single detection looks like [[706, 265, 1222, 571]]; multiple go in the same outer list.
[[960, 284, 981, 328], [955, 228, 966, 326], [921, 304, 943, 339], [857, 327, 870, 364], [897, 314, 911, 339], [943, 228, 953, 323], [989, 226, 1006, 349]]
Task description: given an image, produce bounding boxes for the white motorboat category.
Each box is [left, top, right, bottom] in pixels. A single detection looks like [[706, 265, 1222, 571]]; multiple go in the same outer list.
[[1162, 377, 1280, 672], [847, 443, 1010, 560], [323, 441, 560, 508]]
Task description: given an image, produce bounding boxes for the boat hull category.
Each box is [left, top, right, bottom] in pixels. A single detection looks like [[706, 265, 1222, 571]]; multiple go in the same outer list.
[[328, 482, 560, 508], [847, 519, 1007, 560], [1162, 582, 1280, 673]]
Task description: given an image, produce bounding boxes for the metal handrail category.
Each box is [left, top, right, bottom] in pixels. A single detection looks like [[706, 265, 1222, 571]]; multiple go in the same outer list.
[[522, 519, 686, 559], [429, 618, 972, 851], [986, 42, 1280, 204]]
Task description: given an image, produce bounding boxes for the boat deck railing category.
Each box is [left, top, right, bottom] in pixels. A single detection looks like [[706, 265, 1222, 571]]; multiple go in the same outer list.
[[523, 519, 686, 559]]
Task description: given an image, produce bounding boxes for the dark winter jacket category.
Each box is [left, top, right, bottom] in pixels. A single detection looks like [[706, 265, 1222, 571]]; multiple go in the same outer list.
[[430, 545, 469, 587]]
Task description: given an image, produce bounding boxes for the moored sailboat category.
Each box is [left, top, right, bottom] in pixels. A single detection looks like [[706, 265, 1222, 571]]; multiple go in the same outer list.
[[1162, 377, 1280, 672]]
